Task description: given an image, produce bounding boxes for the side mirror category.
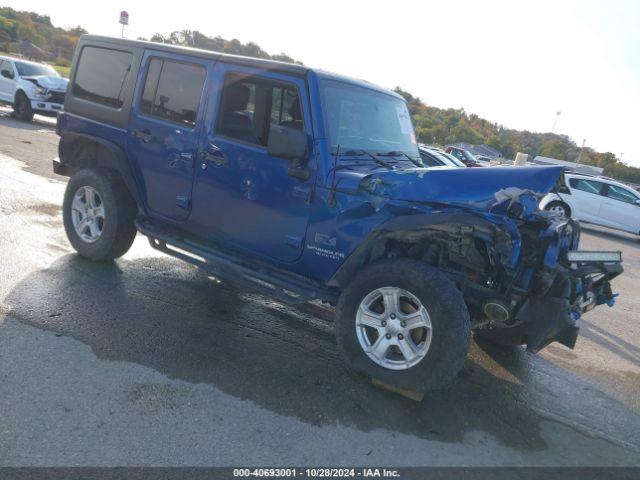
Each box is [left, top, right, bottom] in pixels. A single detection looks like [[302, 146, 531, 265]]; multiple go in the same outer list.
[[267, 125, 307, 162], [1, 69, 13, 79]]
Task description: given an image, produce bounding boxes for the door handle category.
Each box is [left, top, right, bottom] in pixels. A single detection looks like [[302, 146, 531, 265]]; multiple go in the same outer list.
[[199, 144, 228, 167], [132, 129, 156, 143]]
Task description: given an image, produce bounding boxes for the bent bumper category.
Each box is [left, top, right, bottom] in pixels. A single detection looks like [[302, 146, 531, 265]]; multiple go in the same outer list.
[[30, 99, 63, 115], [521, 253, 623, 353]]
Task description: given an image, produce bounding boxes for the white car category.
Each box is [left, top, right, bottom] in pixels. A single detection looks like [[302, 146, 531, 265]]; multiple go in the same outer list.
[[540, 172, 640, 236], [0, 56, 68, 121]]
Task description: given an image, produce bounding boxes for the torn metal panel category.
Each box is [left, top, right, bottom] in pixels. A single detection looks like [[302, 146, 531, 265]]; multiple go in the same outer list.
[[324, 162, 622, 353]]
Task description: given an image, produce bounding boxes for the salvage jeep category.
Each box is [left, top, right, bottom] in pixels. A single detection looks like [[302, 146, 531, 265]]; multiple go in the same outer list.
[[53, 36, 623, 391]]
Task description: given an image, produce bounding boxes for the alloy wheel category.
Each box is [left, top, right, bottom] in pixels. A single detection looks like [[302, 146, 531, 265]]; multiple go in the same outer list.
[[355, 286, 432, 370], [71, 186, 105, 243]]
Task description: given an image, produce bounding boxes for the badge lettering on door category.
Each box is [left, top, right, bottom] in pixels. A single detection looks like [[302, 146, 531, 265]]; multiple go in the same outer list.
[[307, 233, 344, 260]]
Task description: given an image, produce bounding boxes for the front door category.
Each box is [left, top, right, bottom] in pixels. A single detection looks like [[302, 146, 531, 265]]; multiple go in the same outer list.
[[567, 177, 605, 222], [127, 51, 210, 222], [189, 63, 314, 263]]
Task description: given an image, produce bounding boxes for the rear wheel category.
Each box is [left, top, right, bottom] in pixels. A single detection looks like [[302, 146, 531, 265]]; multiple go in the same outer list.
[[14, 91, 34, 122], [335, 259, 470, 390], [545, 201, 571, 220], [63, 168, 137, 260]]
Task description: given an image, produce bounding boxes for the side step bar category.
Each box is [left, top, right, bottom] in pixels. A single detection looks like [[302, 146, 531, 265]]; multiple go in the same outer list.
[[136, 220, 337, 305]]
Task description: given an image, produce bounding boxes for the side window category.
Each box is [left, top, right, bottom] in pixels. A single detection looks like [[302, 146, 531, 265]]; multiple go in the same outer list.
[[569, 178, 604, 195], [216, 74, 303, 146], [606, 184, 638, 204], [0, 60, 13, 78], [72, 47, 132, 108], [139, 58, 206, 127]]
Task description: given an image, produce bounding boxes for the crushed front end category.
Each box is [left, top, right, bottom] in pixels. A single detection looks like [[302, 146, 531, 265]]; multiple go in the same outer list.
[[457, 191, 623, 352], [341, 164, 623, 353]]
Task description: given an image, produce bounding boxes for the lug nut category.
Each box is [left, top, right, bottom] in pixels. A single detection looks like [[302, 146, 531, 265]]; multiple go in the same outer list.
[[385, 333, 392, 339], [381, 320, 387, 327], [390, 313, 396, 319], [400, 321, 407, 328], [398, 333, 404, 340]]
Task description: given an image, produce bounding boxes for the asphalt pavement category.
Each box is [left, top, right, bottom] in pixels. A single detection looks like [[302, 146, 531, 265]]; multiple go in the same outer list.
[[0, 108, 639, 467]]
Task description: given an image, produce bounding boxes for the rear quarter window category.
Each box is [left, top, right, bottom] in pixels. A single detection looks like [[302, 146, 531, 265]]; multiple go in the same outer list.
[[139, 58, 206, 127], [72, 46, 133, 108]]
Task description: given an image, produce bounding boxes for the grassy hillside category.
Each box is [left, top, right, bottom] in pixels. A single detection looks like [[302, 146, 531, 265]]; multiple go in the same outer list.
[[0, 6, 84, 66]]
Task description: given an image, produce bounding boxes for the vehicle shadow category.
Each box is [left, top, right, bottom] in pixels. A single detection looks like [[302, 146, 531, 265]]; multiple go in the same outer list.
[[5, 254, 640, 452], [0, 107, 56, 131]]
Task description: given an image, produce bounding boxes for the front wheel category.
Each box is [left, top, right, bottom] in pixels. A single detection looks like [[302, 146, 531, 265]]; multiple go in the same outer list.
[[14, 91, 34, 122], [62, 168, 137, 260], [335, 259, 470, 391]]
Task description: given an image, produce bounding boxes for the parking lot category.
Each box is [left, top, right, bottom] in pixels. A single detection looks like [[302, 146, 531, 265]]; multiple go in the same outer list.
[[0, 109, 639, 467]]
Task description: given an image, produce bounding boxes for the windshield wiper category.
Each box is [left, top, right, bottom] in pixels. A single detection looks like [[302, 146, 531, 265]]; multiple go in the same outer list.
[[379, 151, 424, 168], [339, 149, 395, 169]]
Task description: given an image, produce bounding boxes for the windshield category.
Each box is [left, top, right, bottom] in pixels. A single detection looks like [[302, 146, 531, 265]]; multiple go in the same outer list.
[[320, 80, 419, 158], [464, 150, 480, 163], [15, 61, 59, 77]]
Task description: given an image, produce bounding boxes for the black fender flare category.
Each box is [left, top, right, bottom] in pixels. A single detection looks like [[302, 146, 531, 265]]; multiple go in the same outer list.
[[57, 132, 147, 215]]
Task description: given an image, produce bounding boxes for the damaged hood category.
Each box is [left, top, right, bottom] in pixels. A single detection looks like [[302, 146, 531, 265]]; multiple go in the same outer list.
[[22, 75, 68, 91], [356, 165, 564, 210]]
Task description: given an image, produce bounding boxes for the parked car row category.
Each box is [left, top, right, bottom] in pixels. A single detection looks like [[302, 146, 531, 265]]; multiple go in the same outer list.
[[0, 55, 68, 121], [444, 145, 488, 167]]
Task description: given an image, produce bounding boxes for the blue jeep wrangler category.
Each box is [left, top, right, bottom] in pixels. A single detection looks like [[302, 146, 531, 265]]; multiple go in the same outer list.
[[54, 35, 622, 391]]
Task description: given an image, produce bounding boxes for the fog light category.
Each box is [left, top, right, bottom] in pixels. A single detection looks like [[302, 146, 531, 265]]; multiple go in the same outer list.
[[482, 300, 511, 324]]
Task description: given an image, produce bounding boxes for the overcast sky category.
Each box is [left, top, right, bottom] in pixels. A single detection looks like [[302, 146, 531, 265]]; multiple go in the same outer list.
[[8, 0, 640, 165]]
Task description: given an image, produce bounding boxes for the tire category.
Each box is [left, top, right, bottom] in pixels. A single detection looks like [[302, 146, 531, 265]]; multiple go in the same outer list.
[[335, 258, 470, 391], [62, 168, 137, 260], [545, 200, 571, 220], [13, 91, 34, 122]]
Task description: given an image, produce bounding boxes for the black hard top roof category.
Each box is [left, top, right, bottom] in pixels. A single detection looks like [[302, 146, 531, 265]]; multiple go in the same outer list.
[[81, 35, 310, 76]]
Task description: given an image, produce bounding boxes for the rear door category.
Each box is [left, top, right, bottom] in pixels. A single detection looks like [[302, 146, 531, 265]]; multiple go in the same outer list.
[[567, 177, 605, 222], [127, 51, 210, 222], [189, 63, 314, 263], [599, 183, 640, 233]]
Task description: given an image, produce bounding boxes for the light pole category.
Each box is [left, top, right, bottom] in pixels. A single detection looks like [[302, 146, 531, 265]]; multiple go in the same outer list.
[[551, 111, 561, 133]]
